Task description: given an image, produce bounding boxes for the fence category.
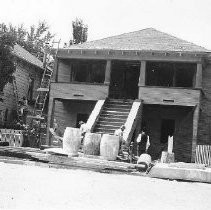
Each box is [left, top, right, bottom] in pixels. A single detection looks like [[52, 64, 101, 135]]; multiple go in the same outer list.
[[195, 145, 211, 166], [0, 129, 24, 147]]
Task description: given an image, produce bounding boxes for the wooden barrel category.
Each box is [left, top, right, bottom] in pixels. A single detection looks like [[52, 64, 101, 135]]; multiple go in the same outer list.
[[83, 133, 101, 155], [63, 127, 81, 156], [100, 134, 119, 161]]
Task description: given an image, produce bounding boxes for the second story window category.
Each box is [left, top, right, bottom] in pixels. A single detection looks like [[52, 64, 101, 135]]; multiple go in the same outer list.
[[71, 60, 106, 83], [146, 62, 196, 88]]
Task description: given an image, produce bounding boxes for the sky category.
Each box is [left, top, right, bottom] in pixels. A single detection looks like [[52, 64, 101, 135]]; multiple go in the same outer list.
[[1, 0, 211, 49]]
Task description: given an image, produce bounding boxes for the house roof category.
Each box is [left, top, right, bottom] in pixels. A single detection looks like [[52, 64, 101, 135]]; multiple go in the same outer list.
[[13, 44, 44, 69], [67, 28, 209, 53]]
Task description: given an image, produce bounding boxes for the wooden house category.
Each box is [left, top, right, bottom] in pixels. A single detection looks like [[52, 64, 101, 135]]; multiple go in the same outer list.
[[47, 28, 211, 162], [0, 44, 44, 127]]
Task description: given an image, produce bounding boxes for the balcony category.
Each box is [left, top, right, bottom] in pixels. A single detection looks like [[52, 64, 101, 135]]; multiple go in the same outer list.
[[50, 82, 109, 101], [138, 86, 201, 106]]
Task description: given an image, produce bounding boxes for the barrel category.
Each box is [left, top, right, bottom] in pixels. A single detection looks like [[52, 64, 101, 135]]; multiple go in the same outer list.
[[100, 134, 120, 161], [83, 133, 101, 155], [137, 153, 152, 171], [63, 127, 81, 156]]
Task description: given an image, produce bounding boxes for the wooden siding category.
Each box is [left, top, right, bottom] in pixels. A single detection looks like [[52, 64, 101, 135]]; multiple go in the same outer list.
[[57, 61, 71, 83], [0, 60, 43, 125], [139, 87, 200, 106], [57, 49, 203, 63], [50, 83, 109, 100]]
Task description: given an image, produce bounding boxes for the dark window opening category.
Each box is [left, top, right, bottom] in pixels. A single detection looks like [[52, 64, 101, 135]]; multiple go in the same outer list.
[[146, 62, 196, 88], [27, 77, 34, 102], [72, 60, 106, 83], [76, 113, 89, 128], [160, 119, 175, 143]]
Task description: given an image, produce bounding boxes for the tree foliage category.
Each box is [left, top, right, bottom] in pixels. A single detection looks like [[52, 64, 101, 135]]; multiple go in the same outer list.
[[0, 30, 16, 92], [70, 18, 88, 45], [0, 21, 54, 61]]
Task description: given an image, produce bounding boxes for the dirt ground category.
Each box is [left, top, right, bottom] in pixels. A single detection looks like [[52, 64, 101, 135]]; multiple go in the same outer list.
[[0, 162, 211, 210]]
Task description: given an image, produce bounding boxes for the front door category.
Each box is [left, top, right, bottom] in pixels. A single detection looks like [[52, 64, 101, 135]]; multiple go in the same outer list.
[[109, 61, 140, 99]]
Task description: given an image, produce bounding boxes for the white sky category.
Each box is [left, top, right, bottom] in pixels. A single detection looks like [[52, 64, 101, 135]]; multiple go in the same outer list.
[[1, 0, 211, 49]]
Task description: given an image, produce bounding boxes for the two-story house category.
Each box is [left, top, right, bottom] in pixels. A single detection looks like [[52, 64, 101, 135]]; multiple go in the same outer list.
[[47, 28, 210, 163]]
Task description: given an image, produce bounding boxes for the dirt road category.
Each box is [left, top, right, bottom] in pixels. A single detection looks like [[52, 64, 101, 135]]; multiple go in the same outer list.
[[0, 162, 211, 210]]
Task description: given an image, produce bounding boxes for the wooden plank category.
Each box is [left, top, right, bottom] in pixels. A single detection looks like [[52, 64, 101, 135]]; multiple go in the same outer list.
[[138, 61, 146, 86], [191, 105, 200, 162], [139, 87, 201, 106], [57, 49, 202, 63], [50, 83, 109, 100]]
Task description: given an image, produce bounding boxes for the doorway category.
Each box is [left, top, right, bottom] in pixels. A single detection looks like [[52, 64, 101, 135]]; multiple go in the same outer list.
[[109, 61, 140, 99], [76, 113, 89, 128], [160, 119, 175, 143]]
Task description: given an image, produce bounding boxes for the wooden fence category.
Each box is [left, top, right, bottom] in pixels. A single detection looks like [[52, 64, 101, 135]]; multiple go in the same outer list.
[[195, 145, 211, 166], [0, 129, 24, 147]]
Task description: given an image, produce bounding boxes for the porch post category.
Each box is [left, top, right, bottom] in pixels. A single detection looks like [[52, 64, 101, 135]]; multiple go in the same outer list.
[[138, 61, 146, 86], [195, 63, 202, 89], [104, 60, 111, 85], [46, 97, 55, 146], [191, 104, 200, 162]]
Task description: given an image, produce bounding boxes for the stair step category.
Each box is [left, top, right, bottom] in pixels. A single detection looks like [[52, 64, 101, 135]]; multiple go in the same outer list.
[[98, 116, 126, 123], [100, 112, 129, 118], [95, 122, 123, 128], [108, 99, 133, 103], [97, 119, 126, 124], [103, 107, 131, 112], [94, 128, 116, 134]]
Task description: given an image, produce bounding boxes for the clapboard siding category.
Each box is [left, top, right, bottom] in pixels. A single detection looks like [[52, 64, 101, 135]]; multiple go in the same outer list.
[[139, 87, 200, 106], [0, 60, 43, 125], [57, 61, 71, 83], [53, 100, 96, 135], [50, 83, 109, 100]]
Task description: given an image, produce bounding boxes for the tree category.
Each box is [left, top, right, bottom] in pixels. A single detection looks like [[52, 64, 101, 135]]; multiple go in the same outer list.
[[0, 30, 16, 93], [0, 21, 54, 61], [70, 18, 88, 45]]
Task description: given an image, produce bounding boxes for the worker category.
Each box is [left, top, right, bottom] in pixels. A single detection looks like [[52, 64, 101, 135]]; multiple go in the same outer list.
[[49, 119, 63, 146], [136, 127, 150, 156], [114, 125, 126, 155], [79, 121, 89, 144]]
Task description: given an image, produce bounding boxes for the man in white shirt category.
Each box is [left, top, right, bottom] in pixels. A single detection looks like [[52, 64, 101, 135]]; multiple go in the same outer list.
[[114, 125, 126, 155]]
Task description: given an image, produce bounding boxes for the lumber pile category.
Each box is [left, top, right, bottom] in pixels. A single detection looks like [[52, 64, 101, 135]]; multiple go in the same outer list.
[[0, 146, 138, 174]]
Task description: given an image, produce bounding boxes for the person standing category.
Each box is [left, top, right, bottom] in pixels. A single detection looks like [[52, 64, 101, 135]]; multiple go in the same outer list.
[[136, 128, 150, 156], [114, 125, 126, 155]]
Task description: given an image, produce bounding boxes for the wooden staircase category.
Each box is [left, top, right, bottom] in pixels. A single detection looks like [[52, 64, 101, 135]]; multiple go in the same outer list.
[[93, 99, 133, 134]]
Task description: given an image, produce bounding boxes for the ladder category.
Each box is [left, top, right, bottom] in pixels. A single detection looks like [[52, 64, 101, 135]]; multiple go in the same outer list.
[[33, 65, 53, 116]]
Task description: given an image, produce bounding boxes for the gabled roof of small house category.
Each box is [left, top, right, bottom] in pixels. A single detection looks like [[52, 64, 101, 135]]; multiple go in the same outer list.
[[13, 44, 44, 69], [67, 28, 209, 53]]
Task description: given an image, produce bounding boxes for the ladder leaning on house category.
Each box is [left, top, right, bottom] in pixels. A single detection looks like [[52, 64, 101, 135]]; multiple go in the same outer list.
[[33, 65, 53, 116]]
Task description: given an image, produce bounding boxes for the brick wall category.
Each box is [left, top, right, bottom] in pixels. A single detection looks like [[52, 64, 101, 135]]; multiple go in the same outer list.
[[53, 100, 96, 135], [198, 63, 211, 145], [142, 105, 193, 162]]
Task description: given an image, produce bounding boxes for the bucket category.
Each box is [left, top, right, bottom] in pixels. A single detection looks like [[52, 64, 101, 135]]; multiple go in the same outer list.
[[63, 127, 81, 156], [137, 153, 152, 171], [100, 134, 119, 161], [83, 133, 101, 155]]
